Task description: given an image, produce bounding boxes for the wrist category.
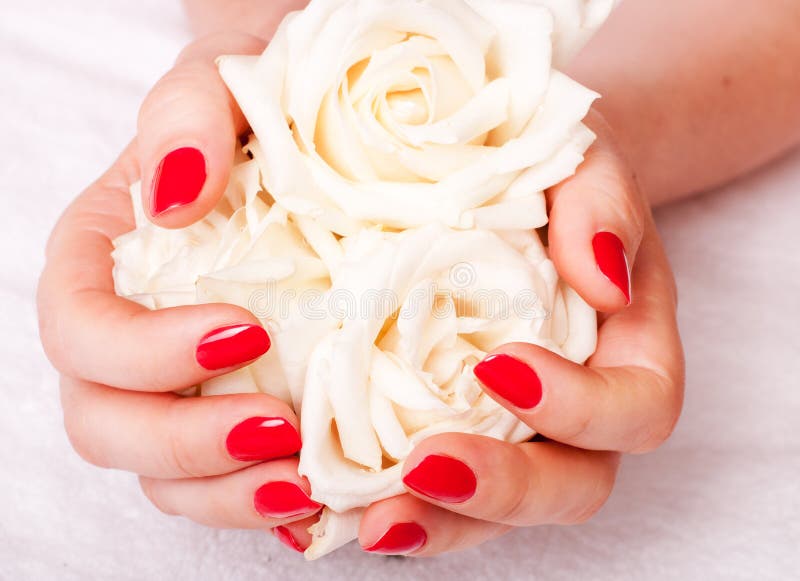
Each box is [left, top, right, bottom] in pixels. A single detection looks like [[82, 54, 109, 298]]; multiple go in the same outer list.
[[182, 0, 309, 39]]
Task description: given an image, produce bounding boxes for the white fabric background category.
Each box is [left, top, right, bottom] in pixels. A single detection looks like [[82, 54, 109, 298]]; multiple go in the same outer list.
[[1, 1, 798, 579]]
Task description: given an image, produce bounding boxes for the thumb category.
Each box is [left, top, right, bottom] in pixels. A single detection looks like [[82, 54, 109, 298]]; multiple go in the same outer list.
[[138, 33, 267, 228]]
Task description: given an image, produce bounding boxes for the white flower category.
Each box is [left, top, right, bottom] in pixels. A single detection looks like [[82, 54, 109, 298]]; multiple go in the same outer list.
[[218, 0, 616, 233], [114, 178, 597, 558], [113, 149, 340, 409], [114, 0, 617, 560], [298, 223, 596, 557]]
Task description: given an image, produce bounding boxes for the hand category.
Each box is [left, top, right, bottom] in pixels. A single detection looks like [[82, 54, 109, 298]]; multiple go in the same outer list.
[[41, 27, 682, 556], [314, 112, 684, 557], [37, 34, 323, 531]]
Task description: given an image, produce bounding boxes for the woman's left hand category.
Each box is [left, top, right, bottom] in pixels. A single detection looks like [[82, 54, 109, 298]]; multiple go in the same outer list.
[[277, 112, 685, 556]]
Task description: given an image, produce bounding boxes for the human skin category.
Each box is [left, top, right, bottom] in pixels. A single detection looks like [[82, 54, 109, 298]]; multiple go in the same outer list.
[[41, 0, 800, 557], [38, 27, 681, 556]]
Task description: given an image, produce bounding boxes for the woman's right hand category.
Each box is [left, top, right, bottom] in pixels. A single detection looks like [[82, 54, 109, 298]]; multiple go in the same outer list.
[[37, 33, 323, 535]]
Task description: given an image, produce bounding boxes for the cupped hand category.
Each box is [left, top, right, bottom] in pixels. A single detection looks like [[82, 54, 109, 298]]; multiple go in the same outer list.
[[341, 112, 686, 557], [41, 28, 684, 557], [38, 33, 323, 532]]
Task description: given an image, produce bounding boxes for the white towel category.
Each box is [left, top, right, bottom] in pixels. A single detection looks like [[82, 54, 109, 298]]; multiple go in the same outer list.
[[0, 1, 798, 579]]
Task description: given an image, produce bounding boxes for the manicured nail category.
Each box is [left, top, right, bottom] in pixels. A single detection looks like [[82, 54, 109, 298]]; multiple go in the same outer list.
[[592, 232, 631, 304], [196, 324, 271, 371], [402, 455, 477, 504], [151, 147, 207, 216], [273, 526, 307, 553], [254, 481, 321, 519], [226, 417, 301, 462], [474, 354, 543, 410], [364, 522, 427, 556]]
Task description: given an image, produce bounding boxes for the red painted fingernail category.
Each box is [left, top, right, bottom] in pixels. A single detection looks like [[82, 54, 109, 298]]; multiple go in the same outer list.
[[151, 147, 207, 216], [273, 526, 307, 553], [196, 324, 271, 370], [254, 481, 321, 519], [402, 455, 477, 504], [365, 522, 427, 556], [474, 354, 543, 410], [226, 417, 301, 462], [593, 232, 631, 304]]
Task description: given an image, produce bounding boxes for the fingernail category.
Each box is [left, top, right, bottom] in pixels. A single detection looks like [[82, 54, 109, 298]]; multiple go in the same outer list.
[[592, 232, 631, 304], [273, 526, 307, 553], [474, 354, 543, 410], [151, 147, 207, 216], [196, 324, 271, 370], [226, 417, 301, 462], [402, 455, 477, 504], [254, 481, 321, 519], [364, 522, 427, 556]]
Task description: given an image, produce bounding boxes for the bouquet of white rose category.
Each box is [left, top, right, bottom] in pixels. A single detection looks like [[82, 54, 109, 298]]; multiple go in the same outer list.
[[113, 0, 616, 559]]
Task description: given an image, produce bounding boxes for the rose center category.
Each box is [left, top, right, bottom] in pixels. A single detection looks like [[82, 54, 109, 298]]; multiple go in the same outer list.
[[385, 88, 428, 125]]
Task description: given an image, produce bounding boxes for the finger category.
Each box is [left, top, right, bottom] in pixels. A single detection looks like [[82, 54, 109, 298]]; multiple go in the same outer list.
[[139, 459, 322, 529], [38, 162, 270, 391], [138, 32, 267, 227], [271, 516, 320, 554], [60, 377, 300, 479], [473, 218, 684, 453], [359, 493, 509, 557], [546, 110, 648, 311], [401, 435, 620, 527]]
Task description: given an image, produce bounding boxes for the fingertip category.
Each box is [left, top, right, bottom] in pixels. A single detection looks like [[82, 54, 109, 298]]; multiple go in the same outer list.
[[273, 514, 319, 554], [273, 526, 307, 554], [592, 230, 632, 306], [548, 204, 634, 314], [546, 114, 646, 313], [148, 146, 209, 219], [140, 133, 237, 230], [195, 323, 271, 371], [136, 57, 241, 229], [359, 496, 430, 557], [474, 353, 543, 410], [362, 522, 428, 556]]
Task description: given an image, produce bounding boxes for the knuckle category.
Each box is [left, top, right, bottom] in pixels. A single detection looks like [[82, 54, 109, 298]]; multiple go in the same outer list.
[[38, 314, 66, 373], [62, 406, 109, 469], [632, 412, 680, 454], [140, 69, 201, 125], [139, 478, 177, 516], [163, 400, 205, 479], [562, 411, 593, 444], [177, 32, 267, 64], [630, 379, 684, 454], [569, 454, 619, 524], [497, 483, 529, 525], [37, 278, 73, 377], [495, 447, 536, 525]]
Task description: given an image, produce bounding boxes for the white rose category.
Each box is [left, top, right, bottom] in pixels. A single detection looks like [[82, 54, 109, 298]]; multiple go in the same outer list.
[[218, 0, 616, 233], [114, 0, 617, 559], [297, 223, 596, 557], [113, 148, 340, 409], [114, 179, 597, 558]]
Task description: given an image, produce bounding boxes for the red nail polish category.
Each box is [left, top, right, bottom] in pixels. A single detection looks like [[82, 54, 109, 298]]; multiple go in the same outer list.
[[196, 324, 271, 371], [365, 522, 427, 556], [474, 354, 543, 410], [226, 417, 301, 462], [151, 147, 207, 216], [254, 481, 321, 519], [273, 526, 307, 553], [402, 455, 477, 504], [592, 232, 631, 304]]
